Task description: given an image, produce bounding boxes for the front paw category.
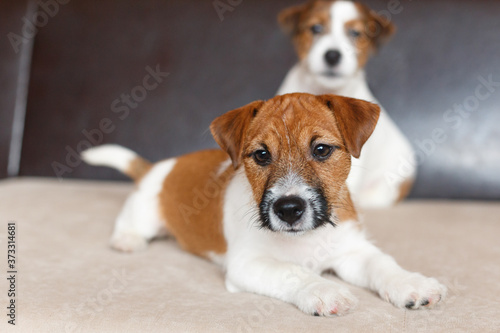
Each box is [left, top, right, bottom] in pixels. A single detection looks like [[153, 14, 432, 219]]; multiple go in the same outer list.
[[382, 273, 447, 310], [110, 232, 148, 252], [296, 281, 358, 316]]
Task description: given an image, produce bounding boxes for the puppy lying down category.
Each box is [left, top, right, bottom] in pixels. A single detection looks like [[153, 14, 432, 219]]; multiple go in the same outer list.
[[83, 93, 446, 316]]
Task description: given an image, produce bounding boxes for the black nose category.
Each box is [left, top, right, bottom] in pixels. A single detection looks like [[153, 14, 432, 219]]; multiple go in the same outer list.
[[324, 50, 341, 67], [273, 196, 306, 226]]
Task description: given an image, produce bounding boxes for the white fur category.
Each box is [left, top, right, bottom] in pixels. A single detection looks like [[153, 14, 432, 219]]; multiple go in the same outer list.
[[81, 144, 138, 174], [90, 145, 445, 315], [306, 1, 360, 89], [82, 145, 177, 251], [266, 172, 319, 232], [216, 159, 232, 176], [109, 159, 176, 252], [222, 169, 446, 316], [277, 1, 416, 209]]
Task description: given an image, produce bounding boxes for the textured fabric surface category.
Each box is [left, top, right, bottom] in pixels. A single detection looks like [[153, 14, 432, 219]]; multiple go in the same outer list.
[[0, 178, 499, 332]]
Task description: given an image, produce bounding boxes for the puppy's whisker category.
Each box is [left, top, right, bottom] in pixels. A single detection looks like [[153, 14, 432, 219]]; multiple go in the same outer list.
[[242, 206, 262, 229]]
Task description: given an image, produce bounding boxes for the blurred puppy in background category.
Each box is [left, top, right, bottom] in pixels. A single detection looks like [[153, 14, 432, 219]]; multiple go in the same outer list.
[[277, 0, 416, 209]]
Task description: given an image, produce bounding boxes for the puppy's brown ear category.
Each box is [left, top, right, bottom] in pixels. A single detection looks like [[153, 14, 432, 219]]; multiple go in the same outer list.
[[320, 95, 380, 159], [357, 3, 396, 48], [210, 100, 265, 169], [278, 3, 306, 36]]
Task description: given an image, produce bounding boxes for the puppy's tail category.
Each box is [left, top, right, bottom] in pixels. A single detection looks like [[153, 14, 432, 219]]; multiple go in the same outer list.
[[81, 144, 152, 182]]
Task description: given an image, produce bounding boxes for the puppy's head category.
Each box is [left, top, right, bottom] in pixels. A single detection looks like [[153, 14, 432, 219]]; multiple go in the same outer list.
[[278, 0, 395, 89], [211, 93, 380, 234]]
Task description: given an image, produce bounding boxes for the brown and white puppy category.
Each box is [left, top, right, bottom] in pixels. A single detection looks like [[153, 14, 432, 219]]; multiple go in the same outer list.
[[277, 1, 416, 209], [82, 93, 445, 316]]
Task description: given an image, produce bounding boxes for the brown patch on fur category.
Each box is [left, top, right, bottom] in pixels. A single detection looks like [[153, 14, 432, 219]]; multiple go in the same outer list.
[[319, 94, 380, 158], [333, 184, 358, 222], [344, 19, 371, 68], [210, 100, 264, 169], [126, 157, 152, 182], [212, 93, 380, 226], [159, 150, 232, 257], [278, 0, 333, 60], [396, 178, 414, 202], [351, 3, 396, 68]]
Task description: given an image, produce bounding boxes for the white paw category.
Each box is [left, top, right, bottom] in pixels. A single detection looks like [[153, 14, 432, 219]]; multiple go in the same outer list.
[[110, 232, 148, 252], [296, 281, 358, 316], [382, 273, 447, 310]]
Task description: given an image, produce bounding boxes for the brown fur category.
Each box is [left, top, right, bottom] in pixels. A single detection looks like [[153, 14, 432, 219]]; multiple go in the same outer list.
[[210, 100, 264, 168], [352, 2, 396, 68], [333, 184, 358, 222], [319, 94, 380, 158], [158, 93, 379, 257], [126, 157, 152, 182], [397, 178, 414, 202], [278, 0, 332, 60], [212, 93, 379, 224], [159, 150, 232, 257], [278, 0, 396, 67]]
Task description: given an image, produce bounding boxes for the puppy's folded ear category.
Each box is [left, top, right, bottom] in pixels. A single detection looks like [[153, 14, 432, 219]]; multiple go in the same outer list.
[[278, 3, 306, 36], [357, 3, 396, 48], [210, 100, 265, 169], [320, 95, 380, 159]]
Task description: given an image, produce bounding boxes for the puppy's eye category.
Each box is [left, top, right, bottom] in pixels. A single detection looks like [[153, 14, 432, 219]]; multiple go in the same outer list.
[[312, 144, 335, 161], [253, 149, 271, 166], [347, 28, 361, 38], [310, 24, 324, 35]]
